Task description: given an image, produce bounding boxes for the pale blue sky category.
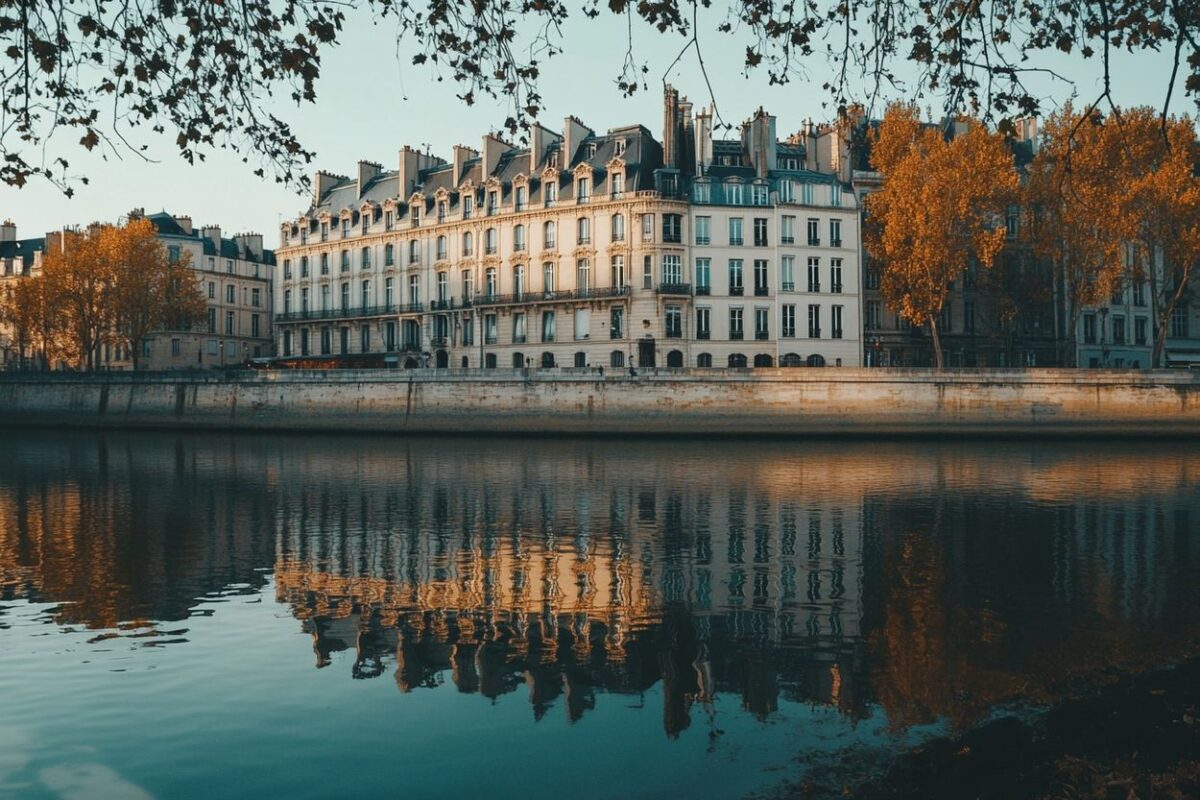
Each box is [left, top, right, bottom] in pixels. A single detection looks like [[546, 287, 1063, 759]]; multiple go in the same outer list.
[[0, 8, 1176, 245]]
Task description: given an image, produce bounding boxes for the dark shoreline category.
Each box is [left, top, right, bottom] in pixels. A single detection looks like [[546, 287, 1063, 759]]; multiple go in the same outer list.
[[782, 656, 1200, 800]]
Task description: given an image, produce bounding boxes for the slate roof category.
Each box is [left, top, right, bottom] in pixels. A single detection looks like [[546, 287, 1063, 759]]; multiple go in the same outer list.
[[146, 212, 276, 265], [0, 237, 46, 271]]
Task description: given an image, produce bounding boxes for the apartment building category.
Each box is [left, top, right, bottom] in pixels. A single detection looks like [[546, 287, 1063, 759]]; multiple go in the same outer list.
[[275, 87, 863, 369]]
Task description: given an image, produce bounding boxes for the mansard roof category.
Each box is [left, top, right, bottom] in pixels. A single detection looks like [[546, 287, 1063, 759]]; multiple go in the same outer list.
[[0, 237, 45, 269], [146, 212, 276, 265]]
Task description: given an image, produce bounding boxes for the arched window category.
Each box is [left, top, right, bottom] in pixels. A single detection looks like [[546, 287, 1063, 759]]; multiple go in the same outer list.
[[807, 353, 826, 367], [728, 353, 747, 368], [543, 221, 556, 248], [666, 350, 684, 368], [541, 352, 555, 368], [461, 356, 470, 368], [513, 224, 526, 252], [436, 235, 447, 260], [462, 231, 474, 256], [577, 217, 591, 245], [696, 353, 712, 368], [610, 350, 625, 367], [611, 213, 625, 241], [512, 352, 525, 368], [485, 227, 497, 254], [485, 353, 497, 369], [781, 352, 803, 367], [753, 354, 774, 367]]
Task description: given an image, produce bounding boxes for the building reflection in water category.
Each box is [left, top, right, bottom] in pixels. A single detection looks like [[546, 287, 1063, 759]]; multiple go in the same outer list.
[[1, 433, 1198, 737]]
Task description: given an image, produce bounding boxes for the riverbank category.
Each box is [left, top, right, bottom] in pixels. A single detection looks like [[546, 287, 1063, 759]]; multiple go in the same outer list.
[[784, 653, 1200, 799], [1, 367, 1199, 436]]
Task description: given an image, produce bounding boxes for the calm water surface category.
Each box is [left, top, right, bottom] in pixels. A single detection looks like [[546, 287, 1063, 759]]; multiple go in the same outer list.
[[1, 432, 1199, 799]]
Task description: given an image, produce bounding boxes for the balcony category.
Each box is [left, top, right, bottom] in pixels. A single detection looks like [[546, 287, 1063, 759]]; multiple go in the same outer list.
[[697, 330, 710, 340], [657, 283, 692, 296], [754, 286, 769, 296], [610, 328, 624, 339], [730, 286, 744, 296], [276, 304, 401, 323], [781, 236, 795, 245], [431, 336, 449, 348], [831, 238, 842, 247], [755, 331, 769, 340], [696, 286, 711, 296], [831, 283, 843, 294], [730, 331, 744, 341], [782, 281, 795, 292], [808, 238, 820, 246], [472, 286, 631, 307], [401, 302, 424, 314], [729, 237, 744, 246], [754, 238, 768, 247]]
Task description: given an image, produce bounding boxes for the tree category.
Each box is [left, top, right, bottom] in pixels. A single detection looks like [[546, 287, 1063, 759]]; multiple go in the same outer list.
[[0, 1, 1197, 194], [1024, 106, 1128, 367], [107, 218, 207, 370], [865, 103, 1019, 368], [0, 275, 48, 367], [40, 228, 115, 371]]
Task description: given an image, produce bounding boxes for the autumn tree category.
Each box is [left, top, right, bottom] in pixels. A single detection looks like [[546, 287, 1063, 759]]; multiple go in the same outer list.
[[1024, 106, 1129, 366], [1, 1, 1197, 194], [865, 103, 1019, 368], [40, 229, 114, 371], [107, 218, 207, 371], [0, 276, 51, 367]]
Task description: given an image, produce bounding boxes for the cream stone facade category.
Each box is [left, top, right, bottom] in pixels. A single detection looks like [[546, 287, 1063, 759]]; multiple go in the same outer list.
[[275, 88, 863, 369]]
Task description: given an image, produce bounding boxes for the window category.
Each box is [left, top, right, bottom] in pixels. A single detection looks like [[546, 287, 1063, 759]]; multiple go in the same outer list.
[[544, 180, 557, 205], [1005, 205, 1019, 238], [485, 228, 498, 254], [831, 305, 843, 339], [663, 214, 682, 243], [938, 305, 952, 334], [778, 180, 795, 203], [750, 307, 767, 340], [1133, 282, 1146, 306], [485, 313, 498, 344], [807, 258, 820, 292], [542, 311, 556, 342], [865, 266, 880, 290], [319, 285, 329, 311], [728, 218, 744, 246], [866, 300, 881, 330], [752, 183, 768, 206], [781, 305, 796, 337], [662, 254, 682, 285], [435, 271, 447, 302], [340, 282, 350, 310], [574, 351, 586, 368], [1083, 314, 1097, 344], [830, 219, 842, 247], [300, 329, 310, 356], [225, 311, 235, 335], [283, 259, 292, 279], [515, 185, 527, 211], [359, 280, 370, 309], [437, 235, 448, 260], [729, 308, 744, 340], [320, 221, 329, 242], [808, 304, 821, 338], [171, 338, 181, 356], [610, 350, 625, 367], [543, 262, 556, 293], [576, 177, 590, 201], [781, 256, 795, 292], [1135, 316, 1148, 345], [283, 289, 292, 314], [641, 213, 654, 242], [408, 274, 420, 305], [665, 305, 683, 338], [610, 255, 625, 288], [611, 172, 624, 196], [754, 260, 769, 296], [251, 288, 260, 307], [207, 281, 215, 299], [753, 218, 768, 247], [697, 352, 712, 368], [513, 264, 526, 296], [362, 214, 370, 235], [462, 195, 474, 219], [283, 330, 293, 356], [696, 258, 711, 294], [462, 317, 473, 346], [513, 312, 527, 343], [964, 301, 975, 334], [319, 327, 332, 355], [1113, 315, 1126, 344], [361, 246, 371, 268], [300, 288, 310, 312], [643, 255, 653, 289], [384, 244, 395, 266], [385, 211, 394, 231], [728, 259, 744, 295], [543, 221, 556, 248], [576, 258, 591, 291], [320, 253, 329, 275], [168, 245, 181, 263], [485, 267, 497, 298], [780, 215, 796, 245], [693, 182, 711, 203], [577, 217, 590, 245], [830, 259, 843, 293], [611, 213, 625, 242], [513, 225, 526, 252], [341, 250, 350, 272], [695, 216, 711, 246], [461, 231, 475, 257], [696, 307, 711, 340], [408, 240, 419, 263], [726, 182, 744, 205], [1171, 305, 1189, 338], [301, 256, 309, 277], [831, 184, 842, 206], [461, 270, 473, 301], [806, 218, 821, 246], [802, 183, 814, 205], [385, 276, 395, 307], [487, 190, 498, 215], [574, 308, 591, 340], [610, 306, 624, 339]]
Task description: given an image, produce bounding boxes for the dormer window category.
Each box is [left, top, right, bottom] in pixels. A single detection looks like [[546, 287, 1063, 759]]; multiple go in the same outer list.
[[385, 211, 394, 231], [487, 190, 498, 215], [411, 204, 421, 227], [587, 143, 597, 158], [362, 214, 370, 234], [341, 218, 350, 237], [615, 139, 626, 156], [611, 172, 624, 197], [437, 201, 447, 223], [515, 185, 527, 212], [752, 183, 768, 206], [463, 194, 474, 219], [545, 180, 558, 205], [726, 181, 744, 206], [320, 222, 329, 241], [693, 182, 711, 203]]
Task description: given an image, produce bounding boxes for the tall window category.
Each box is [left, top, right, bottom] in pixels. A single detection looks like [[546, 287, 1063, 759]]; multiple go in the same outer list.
[[781, 256, 795, 291], [436, 235, 447, 260], [781, 304, 796, 337], [576, 259, 591, 291], [461, 270, 473, 301], [487, 190, 498, 215], [485, 313, 498, 343], [696, 307, 710, 339], [781, 216, 795, 244], [408, 274, 420, 306], [463, 195, 474, 219], [830, 219, 843, 246], [341, 250, 350, 272], [300, 256, 309, 277], [729, 308, 744, 340], [360, 280, 370, 309], [641, 213, 654, 242], [754, 260, 769, 295], [319, 284, 329, 310], [513, 224, 526, 252], [301, 288, 309, 312], [542, 311, 556, 342], [513, 312, 527, 343], [408, 240, 419, 263], [807, 218, 820, 245], [1172, 305, 1189, 338], [866, 300, 881, 330], [695, 216, 711, 245], [462, 231, 473, 256], [610, 256, 625, 288], [384, 244, 394, 266], [1083, 313, 1097, 344], [576, 176, 590, 201], [831, 305, 844, 339], [726, 182, 744, 205], [543, 262, 555, 293], [696, 258, 711, 294], [610, 306, 624, 338], [807, 258, 821, 292], [665, 305, 682, 338], [515, 185, 527, 211], [754, 307, 769, 339], [751, 183, 768, 206], [340, 282, 350, 310], [728, 259, 744, 295], [693, 182, 711, 203], [320, 253, 329, 275], [485, 267, 498, 299], [437, 271, 448, 301], [611, 172, 624, 196], [284, 289, 292, 314], [485, 228, 497, 254], [361, 246, 371, 268], [643, 254, 653, 289], [662, 254, 682, 285], [830, 259, 843, 293], [543, 221, 556, 248], [513, 264, 526, 295], [728, 217, 744, 246], [808, 304, 821, 338], [611, 213, 625, 242], [577, 217, 590, 245], [801, 183, 814, 205], [385, 276, 394, 307], [663, 214, 682, 243], [544, 180, 557, 205], [753, 218, 768, 246]]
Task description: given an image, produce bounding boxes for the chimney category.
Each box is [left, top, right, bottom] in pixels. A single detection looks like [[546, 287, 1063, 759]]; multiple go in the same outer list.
[[357, 161, 382, 198], [562, 116, 593, 169], [397, 146, 444, 201], [529, 123, 560, 173], [679, 96, 695, 177], [481, 135, 514, 179], [0, 220, 15, 243], [453, 145, 478, 184], [234, 233, 263, 260], [171, 215, 193, 235], [662, 85, 680, 169], [695, 106, 713, 173], [314, 171, 341, 206], [201, 225, 221, 250]]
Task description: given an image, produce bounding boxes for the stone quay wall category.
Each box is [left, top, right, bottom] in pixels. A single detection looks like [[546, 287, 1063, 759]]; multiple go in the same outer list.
[[1, 368, 1198, 436]]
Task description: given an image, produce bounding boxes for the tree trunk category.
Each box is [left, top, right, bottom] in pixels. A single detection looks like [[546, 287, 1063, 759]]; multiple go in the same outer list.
[[929, 318, 945, 369]]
